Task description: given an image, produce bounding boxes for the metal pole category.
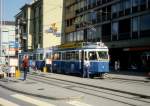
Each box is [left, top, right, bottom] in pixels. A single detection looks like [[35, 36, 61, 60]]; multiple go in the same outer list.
[[17, 19, 20, 70], [0, 0, 2, 57]]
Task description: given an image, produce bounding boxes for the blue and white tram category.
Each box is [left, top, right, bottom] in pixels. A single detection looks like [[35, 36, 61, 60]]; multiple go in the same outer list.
[[33, 48, 53, 71], [52, 42, 109, 78]]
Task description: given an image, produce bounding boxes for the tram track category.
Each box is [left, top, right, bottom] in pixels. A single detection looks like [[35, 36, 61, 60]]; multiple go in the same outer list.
[[101, 78, 150, 86], [28, 73, 150, 106]]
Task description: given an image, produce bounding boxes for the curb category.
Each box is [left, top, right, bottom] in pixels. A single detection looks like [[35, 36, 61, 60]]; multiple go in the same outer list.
[[0, 81, 83, 100], [109, 76, 150, 82]]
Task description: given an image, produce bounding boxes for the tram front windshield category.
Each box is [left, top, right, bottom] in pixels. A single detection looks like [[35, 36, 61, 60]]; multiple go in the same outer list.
[[88, 51, 108, 60], [98, 51, 108, 60]]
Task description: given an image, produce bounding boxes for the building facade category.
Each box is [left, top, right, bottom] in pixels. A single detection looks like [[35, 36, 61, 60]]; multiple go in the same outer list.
[[15, 4, 32, 52], [0, 21, 17, 65], [0, 21, 16, 57], [15, 0, 63, 51], [63, 0, 150, 71]]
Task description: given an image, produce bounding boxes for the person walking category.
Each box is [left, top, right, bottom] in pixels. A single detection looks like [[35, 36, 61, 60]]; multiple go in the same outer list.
[[114, 60, 120, 71], [22, 55, 29, 81], [83, 58, 90, 78]]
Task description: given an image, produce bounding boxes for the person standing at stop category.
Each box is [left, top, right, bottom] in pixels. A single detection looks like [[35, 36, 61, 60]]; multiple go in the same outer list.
[[22, 55, 29, 81], [83, 58, 90, 78]]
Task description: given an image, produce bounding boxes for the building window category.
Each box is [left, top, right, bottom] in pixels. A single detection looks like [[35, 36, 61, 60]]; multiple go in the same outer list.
[[112, 22, 118, 34], [77, 30, 83, 41], [73, 32, 77, 41], [112, 22, 118, 41], [95, 26, 101, 41], [124, 0, 131, 9], [91, 12, 97, 23], [87, 29, 93, 41], [87, 27, 97, 42], [132, 17, 139, 32], [140, 14, 150, 31], [132, 0, 139, 7], [140, 14, 150, 38], [132, 0, 139, 12], [148, 0, 150, 9], [119, 19, 131, 40], [132, 17, 140, 39], [102, 23, 111, 42], [139, 0, 146, 11], [112, 3, 119, 18]]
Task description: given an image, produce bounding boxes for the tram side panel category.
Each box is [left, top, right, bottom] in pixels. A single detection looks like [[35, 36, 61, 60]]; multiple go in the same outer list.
[[89, 61, 109, 75]]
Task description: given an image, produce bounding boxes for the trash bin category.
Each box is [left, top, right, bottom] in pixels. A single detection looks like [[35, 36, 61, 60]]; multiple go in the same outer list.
[[43, 67, 47, 73], [15, 67, 21, 79]]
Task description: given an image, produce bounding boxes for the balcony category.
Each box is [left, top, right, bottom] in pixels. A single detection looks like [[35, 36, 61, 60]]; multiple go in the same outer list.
[[65, 0, 75, 7], [65, 25, 76, 33], [65, 11, 75, 19]]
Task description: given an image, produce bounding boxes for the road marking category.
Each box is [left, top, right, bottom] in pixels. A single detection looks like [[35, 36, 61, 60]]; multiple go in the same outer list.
[[0, 98, 20, 106], [11, 94, 55, 106], [67, 101, 93, 106]]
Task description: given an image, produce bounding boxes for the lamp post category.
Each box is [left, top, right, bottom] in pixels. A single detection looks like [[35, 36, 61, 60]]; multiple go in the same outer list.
[[0, 0, 3, 57]]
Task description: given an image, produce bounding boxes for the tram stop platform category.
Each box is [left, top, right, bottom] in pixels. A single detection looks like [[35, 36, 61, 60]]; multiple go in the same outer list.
[[0, 70, 150, 100]]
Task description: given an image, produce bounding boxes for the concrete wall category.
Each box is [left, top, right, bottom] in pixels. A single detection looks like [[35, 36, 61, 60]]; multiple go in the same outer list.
[[42, 0, 63, 48]]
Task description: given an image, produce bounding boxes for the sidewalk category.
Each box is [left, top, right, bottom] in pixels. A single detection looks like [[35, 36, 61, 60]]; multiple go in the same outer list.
[[0, 71, 150, 100], [108, 70, 150, 81]]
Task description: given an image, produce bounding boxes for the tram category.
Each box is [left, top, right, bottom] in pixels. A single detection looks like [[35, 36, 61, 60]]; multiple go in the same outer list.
[[33, 48, 53, 71], [52, 42, 109, 78], [18, 47, 53, 72]]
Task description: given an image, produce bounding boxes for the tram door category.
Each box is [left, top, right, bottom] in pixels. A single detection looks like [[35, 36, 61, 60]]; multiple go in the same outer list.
[[80, 50, 88, 73], [80, 50, 84, 73]]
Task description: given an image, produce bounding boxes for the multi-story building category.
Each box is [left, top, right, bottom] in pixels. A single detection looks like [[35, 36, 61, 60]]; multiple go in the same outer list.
[[15, 0, 63, 51], [0, 21, 16, 57], [0, 21, 17, 65], [15, 4, 31, 52], [63, 0, 150, 71]]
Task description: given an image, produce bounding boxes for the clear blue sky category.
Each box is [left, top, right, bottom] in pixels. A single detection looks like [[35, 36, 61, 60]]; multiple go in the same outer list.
[[3, 0, 32, 21]]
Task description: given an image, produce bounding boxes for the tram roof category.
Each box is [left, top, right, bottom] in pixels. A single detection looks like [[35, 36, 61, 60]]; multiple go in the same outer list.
[[54, 42, 108, 51]]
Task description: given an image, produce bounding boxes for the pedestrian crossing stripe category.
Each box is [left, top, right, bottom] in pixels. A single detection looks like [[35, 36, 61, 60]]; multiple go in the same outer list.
[[67, 101, 93, 106], [0, 98, 20, 106], [11, 94, 55, 106]]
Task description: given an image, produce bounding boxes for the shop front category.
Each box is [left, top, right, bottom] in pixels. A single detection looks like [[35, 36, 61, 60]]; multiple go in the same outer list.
[[109, 47, 150, 72]]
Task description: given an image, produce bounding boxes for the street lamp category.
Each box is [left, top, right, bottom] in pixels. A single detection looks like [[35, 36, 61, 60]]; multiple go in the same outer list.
[[0, 0, 3, 57]]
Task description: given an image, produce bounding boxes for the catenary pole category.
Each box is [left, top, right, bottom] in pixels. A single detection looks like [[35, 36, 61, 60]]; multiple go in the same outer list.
[[0, 0, 2, 57]]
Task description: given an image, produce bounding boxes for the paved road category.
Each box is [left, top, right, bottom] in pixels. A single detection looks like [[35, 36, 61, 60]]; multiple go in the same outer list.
[[28, 74, 150, 106], [0, 71, 150, 106], [0, 86, 71, 106]]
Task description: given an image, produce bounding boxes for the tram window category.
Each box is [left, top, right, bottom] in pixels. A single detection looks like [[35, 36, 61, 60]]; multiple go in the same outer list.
[[33, 54, 36, 60], [65, 51, 79, 60], [29, 55, 33, 60], [40, 54, 43, 60], [66, 52, 71, 60], [46, 52, 51, 58], [53, 52, 61, 60], [98, 51, 108, 59], [62, 52, 66, 60], [88, 52, 97, 60], [70, 52, 75, 60], [75, 51, 79, 60]]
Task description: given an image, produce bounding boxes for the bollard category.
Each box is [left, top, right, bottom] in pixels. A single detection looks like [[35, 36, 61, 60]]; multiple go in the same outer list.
[[43, 67, 47, 73], [15, 69, 21, 79]]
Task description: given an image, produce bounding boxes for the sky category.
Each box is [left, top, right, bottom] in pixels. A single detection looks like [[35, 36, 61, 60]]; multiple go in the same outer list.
[[2, 0, 32, 21]]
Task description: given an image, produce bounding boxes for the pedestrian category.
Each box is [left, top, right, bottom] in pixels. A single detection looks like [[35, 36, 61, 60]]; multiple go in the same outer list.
[[83, 58, 90, 78], [22, 55, 29, 81], [114, 60, 120, 71]]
